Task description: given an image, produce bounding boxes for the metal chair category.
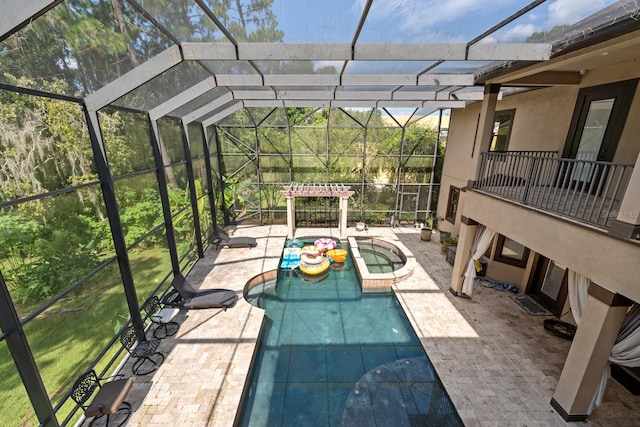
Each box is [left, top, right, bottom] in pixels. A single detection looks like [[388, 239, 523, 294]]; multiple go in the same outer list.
[[70, 370, 133, 426], [141, 295, 179, 339], [120, 326, 164, 376]]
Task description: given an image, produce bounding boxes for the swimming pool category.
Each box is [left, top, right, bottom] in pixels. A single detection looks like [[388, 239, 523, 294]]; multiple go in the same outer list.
[[240, 240, 462, 426]]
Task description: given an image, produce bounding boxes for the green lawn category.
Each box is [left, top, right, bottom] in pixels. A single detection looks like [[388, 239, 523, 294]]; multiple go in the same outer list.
[[0, 248, 173, 426]]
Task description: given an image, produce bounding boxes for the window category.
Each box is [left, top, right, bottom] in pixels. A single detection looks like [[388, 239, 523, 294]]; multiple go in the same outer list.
[[490, 109, 515, 151], [493, 234, 529, 268], [445, 186, 460, 223], [563, 79, 638, 163]]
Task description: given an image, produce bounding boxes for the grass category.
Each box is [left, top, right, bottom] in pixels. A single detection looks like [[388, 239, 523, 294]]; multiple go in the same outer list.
[[0, 247, 173, 426]]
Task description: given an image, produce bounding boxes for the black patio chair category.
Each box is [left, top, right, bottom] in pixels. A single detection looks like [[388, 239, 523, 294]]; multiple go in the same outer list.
[[212, 226, 257, 249], [70, 370, 133, 427], [162, 273, 237, 310], [141, 295, 180, 339], [120, 326, 164, 376]]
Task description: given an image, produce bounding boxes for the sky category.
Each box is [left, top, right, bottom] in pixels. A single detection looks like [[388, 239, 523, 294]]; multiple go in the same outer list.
[[270, 0, 621, 44]]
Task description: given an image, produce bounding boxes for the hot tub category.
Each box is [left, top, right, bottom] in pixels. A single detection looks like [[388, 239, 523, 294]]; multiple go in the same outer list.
[[348, 236, 415, 293]]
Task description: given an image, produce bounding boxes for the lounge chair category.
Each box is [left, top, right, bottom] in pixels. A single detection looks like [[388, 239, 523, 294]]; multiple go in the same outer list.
[[162, 273, 238, 310], [212, 226, 257, 249]]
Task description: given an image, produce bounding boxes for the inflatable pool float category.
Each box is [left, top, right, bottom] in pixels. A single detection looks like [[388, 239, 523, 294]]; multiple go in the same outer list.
[[326, 248, 347, 263], [314, 238, 337, 252], [300, 253, 323, 265], [299, 258, 330, 275], [285, 239, 304, 248], [296, 267, 330, 283], [280, 247, 301, 269], [301, 245, 320, 256]]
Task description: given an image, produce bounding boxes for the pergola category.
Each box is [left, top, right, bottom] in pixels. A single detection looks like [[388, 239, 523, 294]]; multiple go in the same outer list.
[[3, 1, 640, 426], [281, 183, 355, 239]]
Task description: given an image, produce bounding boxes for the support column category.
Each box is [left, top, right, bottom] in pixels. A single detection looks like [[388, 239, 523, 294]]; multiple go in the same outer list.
[[551, 283, 632, 421], [608, 152, 640, 239], [449, 216, 478, 296], [468, 84, 501, 187], [339, 196, 349, 240], [286, 196, 295, 238]]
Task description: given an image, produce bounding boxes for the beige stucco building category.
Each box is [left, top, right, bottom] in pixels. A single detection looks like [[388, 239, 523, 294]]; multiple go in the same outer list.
[[437, 28, 640, 421]]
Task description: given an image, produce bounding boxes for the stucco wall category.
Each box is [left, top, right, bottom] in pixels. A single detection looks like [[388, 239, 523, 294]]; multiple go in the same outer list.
[[462, 191, 640, 302], [439, 57, 640, 236], [439, 57, 640, 301]]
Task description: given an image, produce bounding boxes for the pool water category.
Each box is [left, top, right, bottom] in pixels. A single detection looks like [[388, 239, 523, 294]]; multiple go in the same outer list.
[[240, 243, 462, 427], [355, 238, 406, 274]]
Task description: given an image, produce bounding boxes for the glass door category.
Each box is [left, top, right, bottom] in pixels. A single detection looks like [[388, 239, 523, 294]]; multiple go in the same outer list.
[[529, 256, 568, 316], [563, 79, 637, 189]]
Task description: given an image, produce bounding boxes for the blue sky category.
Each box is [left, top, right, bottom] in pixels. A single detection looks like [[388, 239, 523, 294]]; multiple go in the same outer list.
[[270, 0, 620, 44]]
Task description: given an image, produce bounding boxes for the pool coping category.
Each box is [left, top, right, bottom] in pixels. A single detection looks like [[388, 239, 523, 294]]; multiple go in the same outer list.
[[348, 236, 415, 293]]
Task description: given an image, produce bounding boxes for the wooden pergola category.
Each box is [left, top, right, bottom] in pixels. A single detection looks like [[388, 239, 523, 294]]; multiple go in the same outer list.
[[281, 183, 354, 239]]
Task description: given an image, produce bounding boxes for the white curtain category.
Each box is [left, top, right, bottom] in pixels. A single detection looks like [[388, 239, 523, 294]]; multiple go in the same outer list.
[[567, 271, 640, 413], [461, 225, 496, 297], [568, 270, 589, 324]]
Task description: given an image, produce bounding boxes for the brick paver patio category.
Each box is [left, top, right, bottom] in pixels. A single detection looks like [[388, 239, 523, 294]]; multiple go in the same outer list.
[[92, 225, 640, 427]]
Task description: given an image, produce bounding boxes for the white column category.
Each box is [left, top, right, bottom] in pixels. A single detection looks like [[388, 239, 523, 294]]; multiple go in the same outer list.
[[608, 151, 640, 239], [286, 196, 295, 238], [450, 217, 478, 296], [469, 84, 500, 184], [551, 284, 631, 421], [339, 197, 349, 240]]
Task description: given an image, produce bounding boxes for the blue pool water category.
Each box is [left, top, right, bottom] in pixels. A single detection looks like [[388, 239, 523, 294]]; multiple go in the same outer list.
[[240, 242, 463, 427]]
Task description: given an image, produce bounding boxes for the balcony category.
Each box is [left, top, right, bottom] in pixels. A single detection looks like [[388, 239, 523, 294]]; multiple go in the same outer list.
[[473, 151, 634, 230]]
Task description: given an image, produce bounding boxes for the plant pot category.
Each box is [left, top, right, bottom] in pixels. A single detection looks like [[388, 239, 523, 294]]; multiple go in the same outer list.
[[356, 222, 366, 231], [439, 231, 451, 242], [420, 228, 432, 241]]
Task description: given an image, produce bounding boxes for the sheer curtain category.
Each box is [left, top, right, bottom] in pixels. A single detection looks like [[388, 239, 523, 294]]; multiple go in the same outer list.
[[567, 271, 640, 413], [461, 225, 496, 297]]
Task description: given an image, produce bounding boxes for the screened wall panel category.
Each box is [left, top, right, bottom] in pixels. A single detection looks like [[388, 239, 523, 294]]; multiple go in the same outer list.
[[258, 127, 290, 154], [219, 128, 255, 155], [158, 117, 186, 165], [260, 156, 291, 182], [22, 260, 128, 421], [113, 173, 164, 247], [1, 338, 38, 425], [100, 109, 156, 175], [215, 107, 446, 225], [328, 128, 364, 156], [292, 155, 326, 182], [130, 227, 173, 306], [328, 155, 362, 182], [188, 123, 206, 160], [291, 127, 327, 155]]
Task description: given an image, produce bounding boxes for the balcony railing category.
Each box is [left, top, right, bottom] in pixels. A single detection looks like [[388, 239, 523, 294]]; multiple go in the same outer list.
[[474, 151, 634, 229]]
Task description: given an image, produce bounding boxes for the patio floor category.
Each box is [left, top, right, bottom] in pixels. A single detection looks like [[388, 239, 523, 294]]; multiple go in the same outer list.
[[100, 225, 640, 427]]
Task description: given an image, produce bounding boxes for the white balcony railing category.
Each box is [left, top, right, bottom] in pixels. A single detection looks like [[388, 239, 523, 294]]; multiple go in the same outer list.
[[474, 151, 634, 229]]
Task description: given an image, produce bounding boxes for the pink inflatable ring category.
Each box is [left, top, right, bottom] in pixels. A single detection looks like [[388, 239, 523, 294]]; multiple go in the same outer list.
[[314, 238, 337, 251]]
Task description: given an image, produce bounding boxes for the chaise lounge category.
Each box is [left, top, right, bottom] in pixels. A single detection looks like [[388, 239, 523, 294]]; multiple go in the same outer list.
[[212, 226, 257, 249], [162, 273, 238, 310]]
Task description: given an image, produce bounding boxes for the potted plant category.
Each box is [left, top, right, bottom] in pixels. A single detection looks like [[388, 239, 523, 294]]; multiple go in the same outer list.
[[441, 235, 458, 255], [420, 226, 432, 241], [439, 230, 451, 242], [426, 213, 438, 230]]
